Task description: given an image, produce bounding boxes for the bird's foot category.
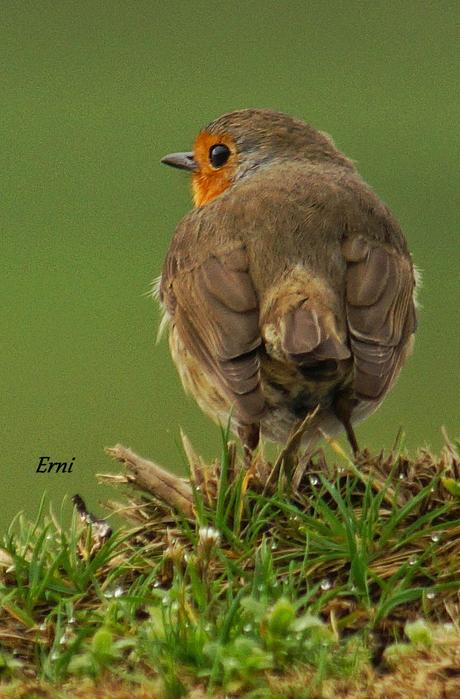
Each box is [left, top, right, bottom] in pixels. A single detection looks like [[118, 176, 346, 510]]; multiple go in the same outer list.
[[237, 423, 260, 466]]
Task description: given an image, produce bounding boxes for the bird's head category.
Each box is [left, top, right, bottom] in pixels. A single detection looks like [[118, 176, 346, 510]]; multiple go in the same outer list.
[[161, 108, 350, 207]]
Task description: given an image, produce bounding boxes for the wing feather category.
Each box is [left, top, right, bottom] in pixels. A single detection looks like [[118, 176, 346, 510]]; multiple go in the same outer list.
[[161, 245, 265, 423], [342, 236, 416, 400]]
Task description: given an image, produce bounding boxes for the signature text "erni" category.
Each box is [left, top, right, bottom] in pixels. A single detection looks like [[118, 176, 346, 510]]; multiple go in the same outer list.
[[36, 456, 75, 473]]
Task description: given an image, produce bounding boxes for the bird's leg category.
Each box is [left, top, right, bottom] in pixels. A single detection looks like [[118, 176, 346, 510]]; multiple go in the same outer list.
[[333, 395, 359, 457], [237, 423, 260, 464], [342, 417, 359, 456]]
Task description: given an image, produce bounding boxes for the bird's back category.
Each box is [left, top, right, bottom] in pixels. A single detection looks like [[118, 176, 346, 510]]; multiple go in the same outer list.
[[160, 148, 416, 449]]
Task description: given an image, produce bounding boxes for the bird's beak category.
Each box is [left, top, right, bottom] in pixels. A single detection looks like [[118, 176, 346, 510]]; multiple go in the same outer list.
[[161, 151, 197, 172]]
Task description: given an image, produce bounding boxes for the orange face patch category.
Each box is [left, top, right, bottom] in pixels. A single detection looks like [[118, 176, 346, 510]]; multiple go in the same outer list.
[[191, 131, 237, 207]]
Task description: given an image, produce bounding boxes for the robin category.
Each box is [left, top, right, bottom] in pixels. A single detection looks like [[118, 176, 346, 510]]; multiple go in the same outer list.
[[158, 109, 417, 463]]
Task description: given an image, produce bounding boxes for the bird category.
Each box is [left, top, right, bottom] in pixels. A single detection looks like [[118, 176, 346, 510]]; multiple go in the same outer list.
[[157, 108, 417, 465]]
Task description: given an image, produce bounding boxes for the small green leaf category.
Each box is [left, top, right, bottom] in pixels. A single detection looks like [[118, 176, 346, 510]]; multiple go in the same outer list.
[[240, 596, 266, 622], [405, 619, 432, 646], [441, 477, 460, 496], [91, 628, 113, 659], [267, 598, 295, 636], [384, 642, 415, 666], [292, 613, 325, 633]]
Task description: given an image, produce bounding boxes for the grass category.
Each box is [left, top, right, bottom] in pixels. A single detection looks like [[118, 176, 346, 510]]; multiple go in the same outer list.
[[1, 429, 460, 698]]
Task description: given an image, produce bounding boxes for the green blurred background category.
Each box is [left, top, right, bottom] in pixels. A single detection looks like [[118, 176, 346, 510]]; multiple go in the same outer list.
[[2, 1, 459, 531]]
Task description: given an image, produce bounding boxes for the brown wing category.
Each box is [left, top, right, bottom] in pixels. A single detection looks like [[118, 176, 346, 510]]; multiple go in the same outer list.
[[342, 236, 417, 401], [161, 245, 265, 424]]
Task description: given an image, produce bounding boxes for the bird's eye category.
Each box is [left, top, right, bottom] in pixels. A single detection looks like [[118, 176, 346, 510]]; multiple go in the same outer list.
[[209, 143, 231, 168]]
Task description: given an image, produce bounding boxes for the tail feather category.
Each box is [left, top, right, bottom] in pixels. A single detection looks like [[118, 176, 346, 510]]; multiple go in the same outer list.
[[282, 304, 350, 365]]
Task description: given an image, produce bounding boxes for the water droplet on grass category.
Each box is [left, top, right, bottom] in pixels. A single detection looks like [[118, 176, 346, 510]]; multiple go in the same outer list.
[[426, 590, 436, 600], [270, 541, 278, 550], [243, 624, 252, 633], [431, 532, 441, 543], [104, 585, 124, 599], [320, 578, 332, 591], [309, 475, 319, 486], [408, 554, 418, 566]]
